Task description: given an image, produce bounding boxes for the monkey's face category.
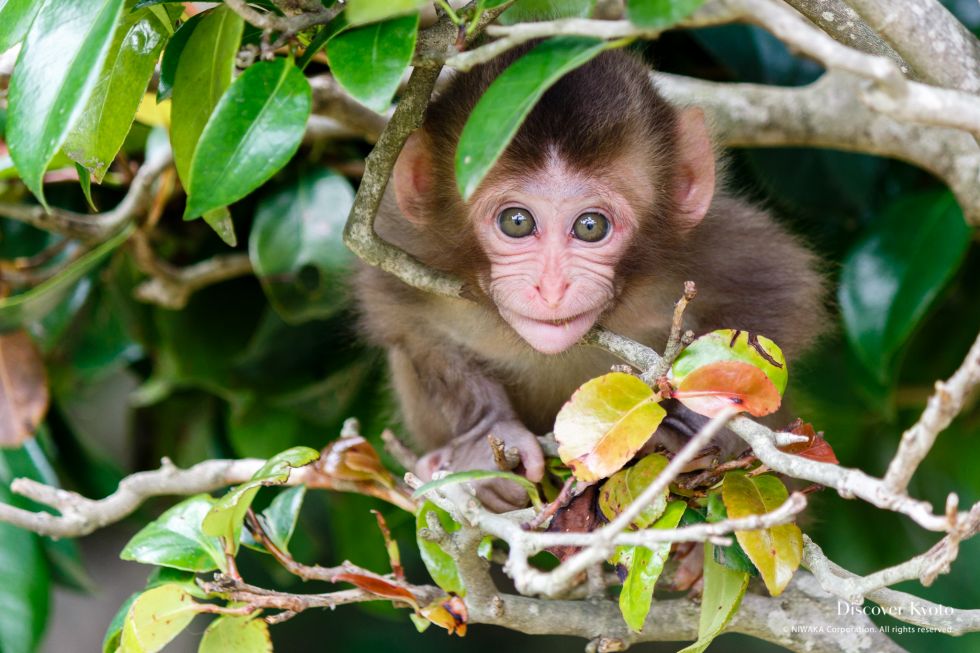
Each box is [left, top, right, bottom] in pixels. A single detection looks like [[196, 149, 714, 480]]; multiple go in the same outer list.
[[472, 159, 642, 355]]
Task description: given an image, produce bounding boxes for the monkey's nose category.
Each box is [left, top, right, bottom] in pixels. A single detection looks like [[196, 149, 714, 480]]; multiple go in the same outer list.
[[536, 277, 570, 307]]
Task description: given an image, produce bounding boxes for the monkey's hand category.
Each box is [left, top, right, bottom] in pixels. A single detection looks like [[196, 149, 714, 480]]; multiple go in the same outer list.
[[416, 420, 544, 513]]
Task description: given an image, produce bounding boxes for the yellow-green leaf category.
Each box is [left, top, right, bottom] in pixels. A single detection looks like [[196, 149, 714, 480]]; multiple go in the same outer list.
[[615, 500, 686, 632], [672, 330, 788, 394], [677, 543, 749, 653], [415, 501, 465, 596], [598, 453, 669, 529], [721, 472, 802, 596], [120, 584, 197, 653], [554, 372, 666, 483], [198, 615, 272, 653]]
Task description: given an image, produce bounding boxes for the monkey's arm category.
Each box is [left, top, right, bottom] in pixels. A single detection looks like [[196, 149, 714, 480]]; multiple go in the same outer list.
[[386, 341, 545, 512]]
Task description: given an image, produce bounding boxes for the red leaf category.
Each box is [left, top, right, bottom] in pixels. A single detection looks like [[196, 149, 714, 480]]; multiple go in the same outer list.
[[672, 360, 781, 417], [545, 485, 600, 563], [334, 573, 419, 609], [779, 420, 838, 464]]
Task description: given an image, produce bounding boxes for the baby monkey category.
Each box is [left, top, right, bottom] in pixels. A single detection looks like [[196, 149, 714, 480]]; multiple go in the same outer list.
[[356, 47, 825, 511]]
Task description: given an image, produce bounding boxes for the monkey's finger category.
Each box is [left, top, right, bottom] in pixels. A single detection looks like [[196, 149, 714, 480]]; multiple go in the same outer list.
[[416, 450, 447, 481], [516, 440, 545, 482], [490, 479, 531, 511], [477, 487, 514, 513]]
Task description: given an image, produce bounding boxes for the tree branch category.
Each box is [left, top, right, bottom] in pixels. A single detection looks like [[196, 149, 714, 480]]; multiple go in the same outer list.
[[782, 0, 912, 75], [884, 330, 980, 492], [844, 0, 980, 93]]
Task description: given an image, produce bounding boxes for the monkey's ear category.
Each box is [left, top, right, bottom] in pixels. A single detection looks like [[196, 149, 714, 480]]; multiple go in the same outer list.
[[393, 131, 433, 225], [673, 107, 716, 228]]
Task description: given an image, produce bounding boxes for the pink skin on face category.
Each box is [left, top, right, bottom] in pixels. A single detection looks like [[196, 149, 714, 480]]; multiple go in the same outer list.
[[472, 158, 643, 354]]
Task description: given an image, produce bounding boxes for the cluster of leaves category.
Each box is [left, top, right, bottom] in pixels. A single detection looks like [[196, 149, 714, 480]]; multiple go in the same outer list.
[[415, 329, 838, 651]]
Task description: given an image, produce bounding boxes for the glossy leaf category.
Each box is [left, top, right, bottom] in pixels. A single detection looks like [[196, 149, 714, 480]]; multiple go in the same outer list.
[[198, 615, 272, 653], [554, 372, 667, 483], [626, 0, 705, 28], [672, 360, 782, 418], [0, 480, 50, 653], [344, 0, 425, 25], [455, 36, 612, 200], [677, 543, 749, 653], [169, 6, 243, 186], [185, 58, 312, 219], [839, 191, 971, 381], [615, 500, 685, 632], [0, 330, 49, 446], [121, 495, 226, 572], [120, 583, 198, 653], [64, 5, 172, 182], [671, 330, 787, 395], [201, 446, 319, 554], [6, 0, 125, 205], [414, 470, 543, 509], [597, 453, 670, 529], [416, 501, 465, 595], [722, 472, 802, 596], [250, 167, 354, 323], [157, 10, 202, 102], [327, 14, 419, 112], [103, 593, 138, 653], [0, 227, 131, 331], [0, 0, 41, 52], [241, 485, 307, 555]]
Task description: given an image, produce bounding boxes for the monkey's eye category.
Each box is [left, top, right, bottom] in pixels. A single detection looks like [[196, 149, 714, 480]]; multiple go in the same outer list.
[[572, 212, 610, 242], [497, 207, 536, 238]]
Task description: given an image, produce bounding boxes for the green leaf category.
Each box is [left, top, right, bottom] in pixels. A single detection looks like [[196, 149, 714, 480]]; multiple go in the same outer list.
[[202, 446, 319, 554], [705, 492, 757, 575], [121, 495, 226, 572], [0, 477, 50, 653], [554, 372, 667, 483], [64, 4, 172, 182], [0, 226, 131, 331], [103, 593, 138, 653], [615, 500, 685, 632], [297, 13, 349, 69], [455, 36, 613, 200], [241, 485, 307, 555], [0, 0, 42, 52], [327, 14, 419, 112], [598, 453, 670, 529], [250, 167, 355, 323], [415, 501, 465, 595], [120, 583, 198, 653], [413, 469, 543, 509], [721, 472, 802, 596], [184, 58, 312, 220], [626, 0, 705, 28], [343, 0, 425, 25], [6, 0, 126, 206], [203, 207, 237, 247], [157, 10, 204, 102], [672, 329, 788, 394], [169, 5, 243, 186], [198, 615, 272, 653], [839, 191, 971, 382], [677, 543, 749, 653], [499, 0, 595, 23]]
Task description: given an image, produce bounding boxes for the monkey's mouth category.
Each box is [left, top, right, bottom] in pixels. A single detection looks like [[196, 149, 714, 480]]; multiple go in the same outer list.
[[499, 308, 602, 355]]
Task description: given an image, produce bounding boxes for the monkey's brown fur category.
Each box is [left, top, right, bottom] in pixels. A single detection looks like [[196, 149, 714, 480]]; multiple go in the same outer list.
[[356, 48, 826, 464]]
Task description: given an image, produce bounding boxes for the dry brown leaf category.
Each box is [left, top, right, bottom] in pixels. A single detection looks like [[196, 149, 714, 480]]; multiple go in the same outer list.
[[0, 329, 49, 447]]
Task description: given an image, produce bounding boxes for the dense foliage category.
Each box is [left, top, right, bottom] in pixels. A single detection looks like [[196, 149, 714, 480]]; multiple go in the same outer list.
[[0, 1, 977, 652]]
